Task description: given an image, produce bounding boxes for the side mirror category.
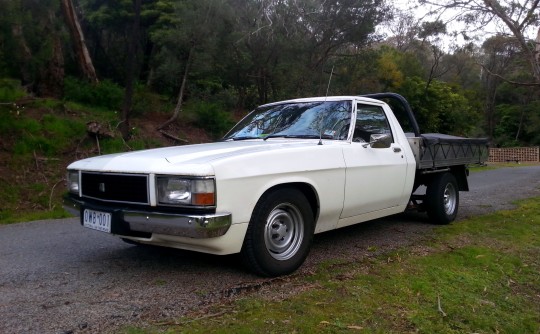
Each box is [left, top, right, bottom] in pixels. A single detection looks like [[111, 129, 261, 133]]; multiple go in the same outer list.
[[363, 133, 392, 148]]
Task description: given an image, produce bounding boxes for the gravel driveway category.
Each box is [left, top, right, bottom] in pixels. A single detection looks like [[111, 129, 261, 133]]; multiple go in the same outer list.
[[1, 166, 539, 334]]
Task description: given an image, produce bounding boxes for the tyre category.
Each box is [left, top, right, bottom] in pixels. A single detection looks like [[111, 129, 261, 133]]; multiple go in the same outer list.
[[426, 172, 459, 224], [241, 188, 315, 277]]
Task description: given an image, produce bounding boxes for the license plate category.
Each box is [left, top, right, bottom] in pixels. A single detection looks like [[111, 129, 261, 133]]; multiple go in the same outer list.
[[83, 209, 112, 233]]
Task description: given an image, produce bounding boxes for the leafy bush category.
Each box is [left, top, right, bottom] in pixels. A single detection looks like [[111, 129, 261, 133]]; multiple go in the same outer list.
[[132, 83, 172, 116], [187, 101, 235, 139], [63, 77, 123, 110], [0, 78, 26, 102]]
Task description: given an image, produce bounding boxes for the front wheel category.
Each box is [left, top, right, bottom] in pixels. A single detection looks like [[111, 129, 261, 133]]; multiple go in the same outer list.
[[241, 188, 314, 277], [425, 172, 459, 225]]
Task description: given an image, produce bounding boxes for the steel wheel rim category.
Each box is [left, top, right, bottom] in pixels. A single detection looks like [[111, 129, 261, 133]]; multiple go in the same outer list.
[[264, 203, 304, 261], [443, 182, 457, 215]]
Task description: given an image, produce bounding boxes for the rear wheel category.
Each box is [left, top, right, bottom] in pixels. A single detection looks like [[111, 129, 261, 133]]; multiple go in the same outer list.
[[241, 188, 314, 277], [426, 172, 459, 225]]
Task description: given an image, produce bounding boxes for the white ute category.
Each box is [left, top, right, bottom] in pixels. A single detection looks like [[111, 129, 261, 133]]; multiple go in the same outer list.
[[64, 93, 488, 276]]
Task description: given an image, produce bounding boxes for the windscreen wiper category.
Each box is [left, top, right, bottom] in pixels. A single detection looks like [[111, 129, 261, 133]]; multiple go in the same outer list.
[[263, 134, 333, 141], [223, 136, 261, 141]]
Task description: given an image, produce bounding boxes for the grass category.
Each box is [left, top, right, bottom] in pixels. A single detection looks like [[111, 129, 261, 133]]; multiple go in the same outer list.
[[124, 197, 540, 333], [468, 162, 540, 173]]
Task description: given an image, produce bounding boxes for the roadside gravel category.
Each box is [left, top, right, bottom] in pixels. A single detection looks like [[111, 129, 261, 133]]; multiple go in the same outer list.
[[0, 166, 539, 333]]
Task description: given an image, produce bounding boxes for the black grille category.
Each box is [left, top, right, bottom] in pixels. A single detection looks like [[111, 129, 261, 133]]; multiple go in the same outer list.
[[81, 172, 149, 204]]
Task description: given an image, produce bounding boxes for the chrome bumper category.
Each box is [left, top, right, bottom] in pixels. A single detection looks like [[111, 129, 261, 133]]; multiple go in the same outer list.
[[63, 196, 232, 239]]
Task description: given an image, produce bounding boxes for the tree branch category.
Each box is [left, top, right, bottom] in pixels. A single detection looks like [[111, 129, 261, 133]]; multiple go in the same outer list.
[[477, 62, 540, 86]]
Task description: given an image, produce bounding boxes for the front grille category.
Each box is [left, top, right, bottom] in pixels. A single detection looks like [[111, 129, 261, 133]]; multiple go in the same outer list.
[[81, 172, 149, 204]]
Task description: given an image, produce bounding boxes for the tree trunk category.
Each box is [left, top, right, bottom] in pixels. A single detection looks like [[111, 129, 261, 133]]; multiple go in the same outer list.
[[515, 107, 526, 141], [484, 73, 499, 141], [60, 0, 98, 83], [38, 36, 65, 98], [157, 45, 195, 131], [534, 28, 540, 70], [119, 0, 142, 140], [11, 24, 34, 87]]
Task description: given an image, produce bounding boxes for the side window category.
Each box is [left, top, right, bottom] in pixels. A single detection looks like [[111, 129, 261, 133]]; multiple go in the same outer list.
[[353, 104, 393, 143]]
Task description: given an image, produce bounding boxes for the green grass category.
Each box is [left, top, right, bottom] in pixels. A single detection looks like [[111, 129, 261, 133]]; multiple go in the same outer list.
[[468, 162, 540, 173], [125, 197, 540, 333], [468, 164, 497, 172]]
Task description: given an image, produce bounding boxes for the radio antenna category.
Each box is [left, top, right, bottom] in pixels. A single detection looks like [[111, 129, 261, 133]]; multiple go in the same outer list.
[[319, 65, 335, 146], [325, 65, 334, 97]]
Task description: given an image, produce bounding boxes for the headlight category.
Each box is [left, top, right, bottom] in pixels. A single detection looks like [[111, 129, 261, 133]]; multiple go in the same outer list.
[[156, 177, 215, 206], [67, 170, 80, 195]]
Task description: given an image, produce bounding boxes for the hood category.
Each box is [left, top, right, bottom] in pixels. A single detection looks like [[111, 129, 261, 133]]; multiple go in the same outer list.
[[67, 139, 326, 176]]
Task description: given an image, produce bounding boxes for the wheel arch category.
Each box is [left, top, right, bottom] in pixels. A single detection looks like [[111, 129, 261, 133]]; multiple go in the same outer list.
[[414, 165, 469, 192], [450, 165, 469, 191], [258, 182, 320, 225]]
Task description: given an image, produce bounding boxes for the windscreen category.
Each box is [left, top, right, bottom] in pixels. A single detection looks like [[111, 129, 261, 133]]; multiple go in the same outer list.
[[223, 100, 352, 140]]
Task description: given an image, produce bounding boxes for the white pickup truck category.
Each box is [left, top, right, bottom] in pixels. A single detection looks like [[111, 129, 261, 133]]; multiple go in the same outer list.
[[64, 93, 488, 276]]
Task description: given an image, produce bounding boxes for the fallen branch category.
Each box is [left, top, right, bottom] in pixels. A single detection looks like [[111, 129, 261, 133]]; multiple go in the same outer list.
[[437, 294, 447, 317], [159, 130, 189, 144], [120, 135, 132, 151], [49, 179, 64, 211], [33, 150, 40, 170], [0, 97, 36, 106], [156, 310, 227, 326], [95, 135, 100, 155], [36, 157, 60, 161]]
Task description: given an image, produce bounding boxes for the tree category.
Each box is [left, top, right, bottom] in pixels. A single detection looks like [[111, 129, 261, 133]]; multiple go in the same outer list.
[[439, 44, 482, 90], [397, 76, 480, 135], [376, 48, 404, 90], [480, 35, 521, 140], [153, 0, 231, 130], [227, 0, 391, 102], [419, 0, 540, 85], [119, 0, 142, 140], [383, 11, 421, 52], [384, 12, 458, 92], [61, 0, 98, 83], [0, 0, 66, 97], [6, 2, 34, 86]]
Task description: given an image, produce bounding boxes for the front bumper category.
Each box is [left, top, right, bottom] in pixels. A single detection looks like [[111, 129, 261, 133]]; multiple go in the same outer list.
[[63, 196, 232, 239]]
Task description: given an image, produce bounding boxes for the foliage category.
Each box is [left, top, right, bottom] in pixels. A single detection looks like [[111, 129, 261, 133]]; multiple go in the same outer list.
[[132, 83, 172, 116], [63, 77, 124, 110], [377, 48, 405, 90], [186, 101, 235, 139], [494, 100, 540, 147], [488, 66, 540, 146], [0, 78, 27, 102], [397, 77, 480, 135]]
